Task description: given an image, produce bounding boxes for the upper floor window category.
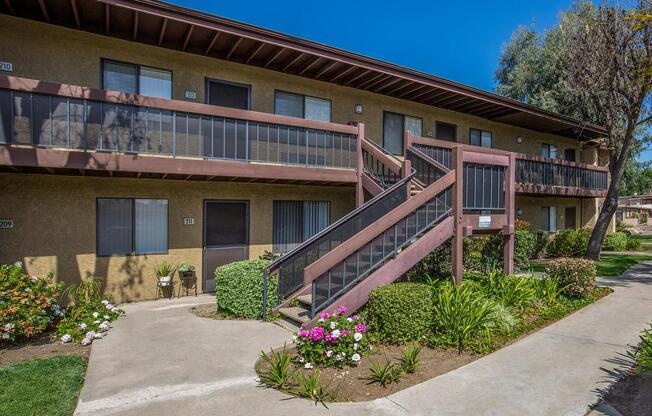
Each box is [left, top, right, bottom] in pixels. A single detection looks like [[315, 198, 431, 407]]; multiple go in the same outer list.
[[383, 112, 422, 155], [436, 122, 457, 142], [469, 128, 492, 148], [274, 91, 331, 122], [206, 78, 251, 110], [541, 143, 558, 159], [564, 148, 576, 162], [102, 60, 172, 99], [272, 200, 330, 253]]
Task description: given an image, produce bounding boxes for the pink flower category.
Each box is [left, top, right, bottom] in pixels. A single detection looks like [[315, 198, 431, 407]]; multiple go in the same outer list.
[[299, 329, 309, 338], [341, 329, 351, 337], [320, 312, 330, 320], [337, 305, 348, 314], [352, 315, 360, 321], [309, 326, 324, 341], [355, 323, 367, 333]]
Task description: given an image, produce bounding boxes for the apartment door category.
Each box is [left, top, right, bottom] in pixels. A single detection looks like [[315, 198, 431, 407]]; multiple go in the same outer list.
[[565, 207, 577, 230], [203, 200, 249, 292], [205, 79, 251, 110]]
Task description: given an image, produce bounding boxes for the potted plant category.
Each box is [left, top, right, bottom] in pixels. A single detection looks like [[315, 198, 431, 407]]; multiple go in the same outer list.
[[155, 262, 175, 286], [178, 263, 195, 278]]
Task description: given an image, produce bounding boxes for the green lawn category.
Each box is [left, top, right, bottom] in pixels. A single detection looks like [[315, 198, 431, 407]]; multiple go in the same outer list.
[[525, 254, 652, 276], [0, 356, 87, 416]]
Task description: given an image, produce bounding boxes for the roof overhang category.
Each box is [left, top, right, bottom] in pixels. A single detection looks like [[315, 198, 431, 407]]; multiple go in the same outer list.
[[0, 0, 607, 141]]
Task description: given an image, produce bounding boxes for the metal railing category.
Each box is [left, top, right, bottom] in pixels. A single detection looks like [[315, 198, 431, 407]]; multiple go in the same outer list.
[[412, 143, 453, 169], [0, 89, 357, 169], [406, 146, 447, 186], [362, 138, 403, 188], [311, 185, 452, 315], [516, 158, 608, 190], [463, 163, 506, 211]]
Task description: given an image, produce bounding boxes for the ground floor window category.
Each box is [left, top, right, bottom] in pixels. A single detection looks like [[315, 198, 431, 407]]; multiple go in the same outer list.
[[272, 201, 330, 252], [542, 206, 557, 232], [97, 198, 168, 256]]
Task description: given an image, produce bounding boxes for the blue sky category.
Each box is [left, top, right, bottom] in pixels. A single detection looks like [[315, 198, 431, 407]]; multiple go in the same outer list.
[[169, 0, 651, 162]]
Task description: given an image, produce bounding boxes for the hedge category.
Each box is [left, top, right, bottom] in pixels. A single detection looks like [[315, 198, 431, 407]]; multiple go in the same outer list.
[[546, 228, 591, 258], [602, 232, 628, 251], [367, 283, 433, 343], [215, 259, 276, 319]]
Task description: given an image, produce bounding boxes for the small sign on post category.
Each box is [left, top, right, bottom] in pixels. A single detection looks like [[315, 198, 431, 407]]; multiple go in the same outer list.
[[183, 217, 195, 225], [478, 216, 491, 229]]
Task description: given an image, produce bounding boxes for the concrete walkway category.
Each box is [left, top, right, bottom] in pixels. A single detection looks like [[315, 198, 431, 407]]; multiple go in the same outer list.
[[75, 263, 652, 416]]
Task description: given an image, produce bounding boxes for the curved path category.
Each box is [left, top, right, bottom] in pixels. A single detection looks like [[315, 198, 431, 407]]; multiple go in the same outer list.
[[75, 263, 652, 416]]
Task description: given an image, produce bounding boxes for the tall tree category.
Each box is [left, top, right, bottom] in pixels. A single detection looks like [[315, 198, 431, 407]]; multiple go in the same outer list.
[[496, 1, 652, 259]]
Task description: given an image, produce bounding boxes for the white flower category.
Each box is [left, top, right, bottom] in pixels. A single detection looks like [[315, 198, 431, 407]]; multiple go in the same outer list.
[[353, 343, 358, 350], [298, 357, 304, 363], [2, 333, 10, 340], [4, 323, 15, 331], [102, 300, 109, 305], [81, 337, 92, 346], [354, 332, 363, 342], [318, 318, 325, 323], [346, 317, 353, 322], [92, 312, 99, 318], [330, 321, 338, 329], [326, 350, 333, 357], [14, 261, 22, 268], [93, 332, 103, 339], [61, 334, 72, 343], [335, 353, 344, 361], [103, 315, 110, 320], [79, 323, 87, 330], [292, 335, 297, 342], [105, 303, 114, 310], [31, 275, 39, 282], [351, 353, 361, 362], [94, 320, 100, 324], [99, 322, 110, 332], [85, 331, 96, 339], [331, 329, 341, 338], [304, 362, 313, 369]]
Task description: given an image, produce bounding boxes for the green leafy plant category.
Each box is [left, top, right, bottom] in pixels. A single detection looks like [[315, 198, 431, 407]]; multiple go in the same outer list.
[[532, 230, 550, 259], [602, 232, 628, 251], [258, 250, 282, 261], [177, 263, 195, 273], [367, 356, 403, 387], [55, 299, 123, 344], [627, 324, 652, 373], [62, 277, 103, 305], [532, 276, 565, 305], [546, 228, 591, 258], [514, 230, 536, 267], [292, 370, 337, 406], [399, 344, 423, 374], [626, 236, 642, 251], [215, 260, 275, 319], [154, 262, 175, 278], [257, 345, 293, 391], [466, 270, 535, 311], [546, 258, 596, 297], [367, 283, 433, 343]]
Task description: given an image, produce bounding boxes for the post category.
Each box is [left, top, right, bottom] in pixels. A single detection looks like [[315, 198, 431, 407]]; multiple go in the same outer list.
[[452, 146, 464, 285], [503, 152, 516, 275], [262, 269, 268, 321], [356, 123, 365, 207], [402, 157, 412, 199], [404, 130, 413, 156]]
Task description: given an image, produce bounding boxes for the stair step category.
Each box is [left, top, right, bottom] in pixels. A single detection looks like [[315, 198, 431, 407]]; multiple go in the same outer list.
[[295, 294, 312, 307], [273, 318, 301, 333], [279, 306, 310, 325]]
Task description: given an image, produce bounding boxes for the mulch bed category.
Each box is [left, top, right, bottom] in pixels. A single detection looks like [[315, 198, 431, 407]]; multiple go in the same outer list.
[[603, 370, 652, 416], [189, 303, 250, 320], [256, 344, 476, 402], [0, 334, 90, 367]]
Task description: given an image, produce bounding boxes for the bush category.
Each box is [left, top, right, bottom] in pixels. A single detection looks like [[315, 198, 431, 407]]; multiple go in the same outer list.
[[514, 230, 536, 267], [295, 306, 369, 368], [215, 259, 274, 319], [466, 270, 535, 311], [367, 283, 433, 343], [546, 258, 596, 297], [514, 219, 531, 231], [55, 299, 123, 344], [463, 235, 503, 273], [641, 212, 648, 224], [627, 324, 652, 372], [407, 242, 452, 281], [532, 230, 549, 259], [546, 228, 591, 258], [602, 232, 628, 251], [0, 262, 63, 343], [626, 236, 642, 251]]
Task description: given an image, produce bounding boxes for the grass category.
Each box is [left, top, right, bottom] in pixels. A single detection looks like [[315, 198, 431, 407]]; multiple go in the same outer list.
[[524, 254, 652, 276], [0, 356, 87, 416]]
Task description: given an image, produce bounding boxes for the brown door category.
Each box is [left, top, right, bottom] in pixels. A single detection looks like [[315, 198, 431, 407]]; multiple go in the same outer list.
[[565, 207, 577, 230], [203, 200, 249, 292]]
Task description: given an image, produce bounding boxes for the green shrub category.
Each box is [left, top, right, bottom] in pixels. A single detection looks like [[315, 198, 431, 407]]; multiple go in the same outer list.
[[466, 270, 535, 311], [546, 228, 591, 258], [641, 212, 648, 224], [367, 283, 433, 343], [532, 230, 549, 259], [55, 299, 123, 344], [602, 232, 628, 251], [408, 242, 452, 281], [0, 262, 63, 344], [514, 230, 536, 267], [463, 235, 503, 273], [627, 324, 652, 373], [626, 236, 642, 251], [215, 259, 275, 319], [546, 258, 596, 297], [367, 357, 403, 387]]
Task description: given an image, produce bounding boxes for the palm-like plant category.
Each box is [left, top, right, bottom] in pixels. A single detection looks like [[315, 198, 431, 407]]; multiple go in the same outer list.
[[62, 277, 103, 305], [258, 345, 293, 391]]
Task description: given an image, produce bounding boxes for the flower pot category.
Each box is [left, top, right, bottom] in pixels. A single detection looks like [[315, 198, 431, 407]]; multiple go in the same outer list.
[[179, 271, 194, 278], [159, 275, 172, 286]]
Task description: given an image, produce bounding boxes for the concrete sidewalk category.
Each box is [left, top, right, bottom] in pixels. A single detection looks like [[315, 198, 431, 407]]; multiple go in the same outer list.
[[75, 264, 652, 416]]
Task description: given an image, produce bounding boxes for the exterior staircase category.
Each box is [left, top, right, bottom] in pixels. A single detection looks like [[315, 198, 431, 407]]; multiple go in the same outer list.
[[264, 133, 514, 328]]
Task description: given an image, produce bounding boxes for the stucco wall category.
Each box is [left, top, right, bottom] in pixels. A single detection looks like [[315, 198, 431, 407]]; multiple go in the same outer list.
[[0, 173, 354, 303], [0, 14, 598, 162]]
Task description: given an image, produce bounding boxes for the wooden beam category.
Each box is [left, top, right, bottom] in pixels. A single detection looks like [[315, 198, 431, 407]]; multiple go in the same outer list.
[[204, 31, 220, 55], [356, 73, 388, 89], [314, 61, 338, 79], [282, 52, 305, 71], [37, 0, 50, 22], [181, 25, 194, 51], [409, 87, 437, 101], [297, 56, 322, 76], [244, 42, 264, 63], [377, 78, 406, 94], [70, 0, 80, 28], [429, 94, 470, 107], [479, 107, 518, 119], [2, 0, 14, 15], [225, 37, 243, 60], [158, 18, 168, 46], [264, 47, 285, 68], [456, 100, 493, 114], [328, 65, 356, 83], [397, 85, 429, 99], [105, 3, 110, 35], [132, 11, 139, 40], [343, 69, 372, 86]]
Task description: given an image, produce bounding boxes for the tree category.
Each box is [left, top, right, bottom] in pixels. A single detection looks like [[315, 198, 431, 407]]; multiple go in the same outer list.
[[496, 1, 652, 259]]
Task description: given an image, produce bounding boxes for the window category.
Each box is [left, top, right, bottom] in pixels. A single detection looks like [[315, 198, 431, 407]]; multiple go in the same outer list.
[[542, 206, 557, 232], [469, 128, 492, 148], [274, 91, 331, 122], [97, 198, 168, 256], [565, 206, 576, 230], [541, 143, 558, 159], [102, 60, 172, 99], [206, 79, 251, 110], [383, 112, 423, 155], [272, 201, 330, 252], [436, 122, 457, 142], [564, 148, 576, 162]]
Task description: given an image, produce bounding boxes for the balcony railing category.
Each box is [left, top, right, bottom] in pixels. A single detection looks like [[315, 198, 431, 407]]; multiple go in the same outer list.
[[515, 155, 608, 191], [0, 76, 359, 170]]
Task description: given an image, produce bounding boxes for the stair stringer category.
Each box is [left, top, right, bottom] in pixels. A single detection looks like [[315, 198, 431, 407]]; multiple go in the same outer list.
[[302, 215, 454, 328]]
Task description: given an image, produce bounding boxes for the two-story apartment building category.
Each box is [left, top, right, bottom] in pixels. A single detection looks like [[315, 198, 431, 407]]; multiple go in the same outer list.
[[0, 0, 610, 307]]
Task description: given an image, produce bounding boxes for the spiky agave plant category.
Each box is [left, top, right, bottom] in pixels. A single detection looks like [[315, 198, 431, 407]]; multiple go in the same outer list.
[[257, 344, 294, 391]]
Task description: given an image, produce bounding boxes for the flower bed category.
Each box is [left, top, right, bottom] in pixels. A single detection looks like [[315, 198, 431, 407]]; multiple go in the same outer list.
[[55, 300, 123, 345]]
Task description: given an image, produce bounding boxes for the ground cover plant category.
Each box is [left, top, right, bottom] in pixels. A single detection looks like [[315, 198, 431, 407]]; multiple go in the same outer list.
[[215, 259, 275, 319]]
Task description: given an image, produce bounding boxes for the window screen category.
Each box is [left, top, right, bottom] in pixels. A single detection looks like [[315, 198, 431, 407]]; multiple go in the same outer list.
[[470, 128, 492, 148], [102, 60, 172, 99], [305, 97, 331, 122], [564, 148, 576, 162], [542, 206, 557, 232], [383, 112, 404, 155], [103, 61, 137, 94], [273, 201, 330, 252], [542, 143, 558, 159], [275, 91, 304, 118], [436, 122, 457, 142], [204, 201, 248, 246], [135, 199, 168, 254], [139, 67, 172, 99], [207, 80, 250, 109], [404, 116, 423, 137]]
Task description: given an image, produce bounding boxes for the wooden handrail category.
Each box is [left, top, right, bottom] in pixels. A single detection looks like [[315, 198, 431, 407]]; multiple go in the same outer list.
[[514, 152, 609, 172], [0, 75, 358, 135], [303, 170, 455, 285], [361, 137, 403, 174]]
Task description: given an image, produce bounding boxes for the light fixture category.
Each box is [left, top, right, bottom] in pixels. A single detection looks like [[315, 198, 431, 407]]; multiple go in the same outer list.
[[516, 136, 524, 143], [516, 208, 523, 215], [354, 104, 363, 114]]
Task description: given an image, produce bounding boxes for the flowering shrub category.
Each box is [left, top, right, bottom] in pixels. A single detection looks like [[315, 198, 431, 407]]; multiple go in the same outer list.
[[55, 299, 123, 345], [546, 257, 596, 297], [294, 306, 369, 368], [0, 262, 64, 343]]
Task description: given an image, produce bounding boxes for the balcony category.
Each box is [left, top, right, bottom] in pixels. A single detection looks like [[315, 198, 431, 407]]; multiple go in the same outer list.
[[0, 76, 360, 185]]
